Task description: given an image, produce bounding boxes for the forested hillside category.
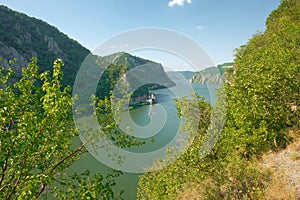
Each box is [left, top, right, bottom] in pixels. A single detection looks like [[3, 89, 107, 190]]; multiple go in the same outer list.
[[0, 5, 174, 100], [138, 0, 300, 199], [97, 52, 175, 100], [0, 5, 90, 86]]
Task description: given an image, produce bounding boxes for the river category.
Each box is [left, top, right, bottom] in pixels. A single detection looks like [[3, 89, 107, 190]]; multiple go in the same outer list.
[[68, 84, 220, 200]]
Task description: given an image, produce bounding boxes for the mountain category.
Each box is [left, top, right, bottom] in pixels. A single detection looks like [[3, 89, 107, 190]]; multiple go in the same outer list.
[[189, 62, 233, 84], [102, 52, 156, 67], [166, 70, 195, 81], [96, 52, 175, 101], [0, 5, 174, 101], [177, 71, 196, 80], [102, 52, 175, 89], [0, 5, 90, 86]]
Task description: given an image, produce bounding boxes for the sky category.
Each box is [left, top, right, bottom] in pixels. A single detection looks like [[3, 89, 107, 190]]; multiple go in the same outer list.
[[0, 0, 281, 71]]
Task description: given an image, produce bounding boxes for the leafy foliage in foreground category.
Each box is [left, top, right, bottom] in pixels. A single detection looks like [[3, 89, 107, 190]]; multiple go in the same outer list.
[[54, 170, 123, 200], [224, 0, 300, 156], [138, 0, 300, 199]]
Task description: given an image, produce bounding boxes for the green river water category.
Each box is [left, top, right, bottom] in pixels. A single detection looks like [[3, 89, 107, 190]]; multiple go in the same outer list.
[[67, 84, 219, 200]]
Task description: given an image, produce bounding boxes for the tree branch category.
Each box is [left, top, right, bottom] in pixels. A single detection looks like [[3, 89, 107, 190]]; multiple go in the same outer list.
[[50, 144, 86, 173], [36, 184, 46, 198], [6, 156, 27, 200], [0, 151, 9, 188]]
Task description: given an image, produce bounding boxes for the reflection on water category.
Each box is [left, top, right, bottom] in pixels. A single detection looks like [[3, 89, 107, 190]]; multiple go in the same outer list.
[[126, 89, 180, 153], [69, 84, 220, 200]]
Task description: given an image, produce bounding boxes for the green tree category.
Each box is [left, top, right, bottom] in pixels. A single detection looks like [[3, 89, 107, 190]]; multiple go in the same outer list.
[[224, 0, 300, 156], [138, 0, 300, 199], [0, 58, 126, 199]]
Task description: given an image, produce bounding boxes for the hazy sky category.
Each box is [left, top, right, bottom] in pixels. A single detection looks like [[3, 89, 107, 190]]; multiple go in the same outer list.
[[0, 0, 280, 70]]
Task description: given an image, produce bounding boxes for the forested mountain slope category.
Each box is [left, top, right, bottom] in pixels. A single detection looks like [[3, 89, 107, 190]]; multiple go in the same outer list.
[[0, 5, 174, 95], [0, 5, 90, 86]]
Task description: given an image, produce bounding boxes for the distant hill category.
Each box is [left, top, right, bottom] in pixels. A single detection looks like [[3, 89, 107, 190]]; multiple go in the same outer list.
[[189, 62, 233, 84], [102, 52, 156, 67], [103, 52, 174, 87], [165, 71, 195, 87], [166, 71, 195, 80], [96, 52, 175, 100], [177, 71, 196, 80], [0, 5, 174, 101]]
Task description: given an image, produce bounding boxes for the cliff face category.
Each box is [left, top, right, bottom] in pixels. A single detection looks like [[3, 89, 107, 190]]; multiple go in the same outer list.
[[103, 52, 175, 88], [189, 63, 233, 84], [94, 52, 175, 101], [0, 5, 90, 85], [189, 67, 224, 84], [0, 5, 175, 101]]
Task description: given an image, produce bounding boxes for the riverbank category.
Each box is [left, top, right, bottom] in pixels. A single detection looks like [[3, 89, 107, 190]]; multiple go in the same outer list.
[[129, 94, 151, 108]]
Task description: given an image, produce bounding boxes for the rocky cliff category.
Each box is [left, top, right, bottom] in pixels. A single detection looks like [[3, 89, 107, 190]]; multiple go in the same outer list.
[[189, 62, 233, 84], [0, 5, 174, 97], [0, 5, 90, 86]]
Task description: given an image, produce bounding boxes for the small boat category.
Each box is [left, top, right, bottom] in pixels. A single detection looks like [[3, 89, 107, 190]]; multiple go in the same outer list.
[[146, 92, 157, 105]]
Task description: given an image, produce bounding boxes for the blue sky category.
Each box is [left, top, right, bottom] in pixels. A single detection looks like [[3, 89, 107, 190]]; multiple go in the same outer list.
[[0, 0, 280, 71]]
